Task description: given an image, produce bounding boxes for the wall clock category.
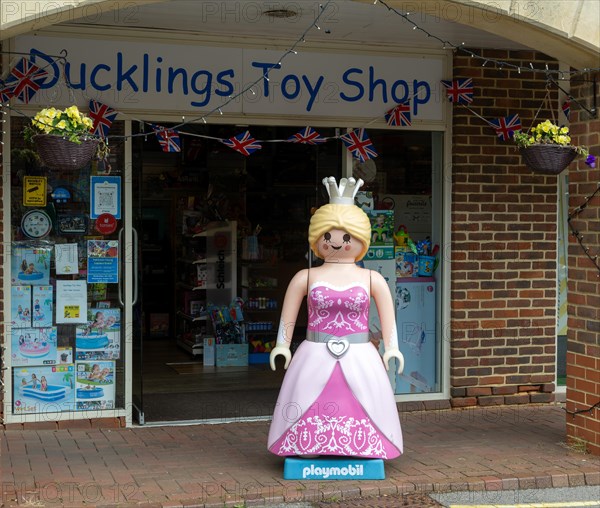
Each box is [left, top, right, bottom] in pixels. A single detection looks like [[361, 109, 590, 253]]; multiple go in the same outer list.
[[21, 209, 52, 239]]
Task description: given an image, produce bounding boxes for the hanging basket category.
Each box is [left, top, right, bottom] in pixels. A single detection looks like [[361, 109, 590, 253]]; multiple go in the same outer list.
[[519, 144, 578, 175], [33, 134, 99, 171]]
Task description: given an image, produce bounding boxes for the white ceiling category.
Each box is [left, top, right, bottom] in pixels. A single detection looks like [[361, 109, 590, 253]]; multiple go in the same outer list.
[[64, 0, 529, 51]]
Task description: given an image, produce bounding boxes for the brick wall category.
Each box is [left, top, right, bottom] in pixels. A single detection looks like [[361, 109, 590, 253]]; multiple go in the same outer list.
[[566, 71, 600, 455], [450, 49, 558, 407]]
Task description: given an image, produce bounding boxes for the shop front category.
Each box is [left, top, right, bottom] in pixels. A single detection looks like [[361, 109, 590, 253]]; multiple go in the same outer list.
[[2, 29, 451, 425]]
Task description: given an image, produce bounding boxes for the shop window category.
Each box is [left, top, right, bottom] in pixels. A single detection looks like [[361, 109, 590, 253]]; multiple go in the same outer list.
[[8, 117, 127, 417], [352, 129, 441, 396]]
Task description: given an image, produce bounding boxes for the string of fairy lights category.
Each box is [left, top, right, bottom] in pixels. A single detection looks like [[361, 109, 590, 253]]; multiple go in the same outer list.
[[568, 183, 600, 276]]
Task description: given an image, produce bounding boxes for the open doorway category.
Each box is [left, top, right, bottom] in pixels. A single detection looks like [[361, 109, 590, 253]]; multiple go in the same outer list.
[[131, 124, 339, 423]]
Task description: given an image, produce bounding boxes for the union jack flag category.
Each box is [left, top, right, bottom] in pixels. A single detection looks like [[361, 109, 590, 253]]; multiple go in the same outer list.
[[221, 131, 262, 156], [490, 113, 522, 141], [152, 125, 181, 153], [562, 100, 571, 120], [440, 78, 474, 105], [287, 126, 327, 144], [385, 102, 411, 127], [340, 128, 378, 163], [88, 100, 118, 138], [0, 82, 14, 103], [5, 58, 48, 104]]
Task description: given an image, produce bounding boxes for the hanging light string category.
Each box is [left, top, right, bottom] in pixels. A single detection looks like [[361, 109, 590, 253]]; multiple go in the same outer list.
[[376, 0, 600, 79], [564, 400, 600, 417], [567, 182, 600, 276]]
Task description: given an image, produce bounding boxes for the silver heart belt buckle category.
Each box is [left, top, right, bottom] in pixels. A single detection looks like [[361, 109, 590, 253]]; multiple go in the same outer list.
[[326, 338, 349, 359]]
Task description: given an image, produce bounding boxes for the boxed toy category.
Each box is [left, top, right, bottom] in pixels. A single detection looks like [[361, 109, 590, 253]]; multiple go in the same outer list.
[[395, 249, 419, 278], [203, 337, 215, 366], [366, 210, 394, 246]]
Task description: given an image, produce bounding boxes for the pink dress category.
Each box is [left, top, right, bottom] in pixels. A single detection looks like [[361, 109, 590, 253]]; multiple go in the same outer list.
[[268, 281, 403, 459]]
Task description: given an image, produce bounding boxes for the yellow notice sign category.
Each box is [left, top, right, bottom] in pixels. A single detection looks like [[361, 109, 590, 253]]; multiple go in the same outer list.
[[23, 176, 47, 206], [63, 305, 80, 319]]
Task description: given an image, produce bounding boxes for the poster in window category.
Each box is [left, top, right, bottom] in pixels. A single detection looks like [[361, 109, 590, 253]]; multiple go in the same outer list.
[[56, 280, 88, 324], [11, 327, 58, 366], [87, 240, 119, 284], [75, 361, 115, 410], [11, 285, 32, 328], [11, 245, 51, 285], [90, 176, 121, 219], [75, 308, 121, 360], [55, 243, 79, 275], [23, 176, 47, 207], [13, 364, 75, 414], [32, 285, 53, 328]]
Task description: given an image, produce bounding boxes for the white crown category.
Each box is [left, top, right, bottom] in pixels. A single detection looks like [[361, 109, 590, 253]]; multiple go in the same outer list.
[[322, 176, 364, 205]]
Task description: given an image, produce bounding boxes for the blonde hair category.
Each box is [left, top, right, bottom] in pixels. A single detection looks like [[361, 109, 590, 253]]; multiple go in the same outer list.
[[308, 204, 371, 261]]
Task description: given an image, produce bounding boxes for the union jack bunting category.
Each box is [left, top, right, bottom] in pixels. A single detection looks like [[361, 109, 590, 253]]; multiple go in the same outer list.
[[5, 58, 48, 104], [440, 78, 474, 105], [490, 113, 522, 141], [562, 100, 571, 120], [287, 126, 327, 144], [221, 130, 262, 156], [339, 128, 378, 163], [0, 83, 14, 103], [385, 102, 411, 127], [88, 100, 118, 138], [152, 125, 181, 153]]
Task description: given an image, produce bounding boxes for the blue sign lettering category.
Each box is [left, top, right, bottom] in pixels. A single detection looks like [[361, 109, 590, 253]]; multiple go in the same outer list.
[[27, 47, 434, 114], [340, 68, 364, 102]]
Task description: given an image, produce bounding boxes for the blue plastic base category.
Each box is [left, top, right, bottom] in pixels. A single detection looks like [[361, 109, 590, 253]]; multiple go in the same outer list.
[[283, 457, 385, 480]]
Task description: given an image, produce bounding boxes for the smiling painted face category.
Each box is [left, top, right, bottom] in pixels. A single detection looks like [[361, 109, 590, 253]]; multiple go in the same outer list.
[[317, 228, 364, 263]]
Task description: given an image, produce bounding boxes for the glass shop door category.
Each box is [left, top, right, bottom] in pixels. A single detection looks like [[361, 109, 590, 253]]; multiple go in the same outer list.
[[7, 117, 131, 423]]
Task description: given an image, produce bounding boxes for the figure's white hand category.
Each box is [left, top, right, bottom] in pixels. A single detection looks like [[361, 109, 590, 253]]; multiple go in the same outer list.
[[270, 346, 292, 371], [383, 347, 404, 374]]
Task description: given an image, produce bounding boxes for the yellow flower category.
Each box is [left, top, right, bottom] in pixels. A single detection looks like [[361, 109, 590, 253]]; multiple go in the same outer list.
[[26, 104, 102, 145], [65, 105, 80, 119]]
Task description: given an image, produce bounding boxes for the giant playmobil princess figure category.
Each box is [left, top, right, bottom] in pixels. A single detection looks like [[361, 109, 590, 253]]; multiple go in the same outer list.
[[268, 176, 404, 459]]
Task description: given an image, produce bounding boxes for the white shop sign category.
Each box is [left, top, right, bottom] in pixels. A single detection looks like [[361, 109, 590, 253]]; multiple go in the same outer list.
[[14, 35, 445, 120]]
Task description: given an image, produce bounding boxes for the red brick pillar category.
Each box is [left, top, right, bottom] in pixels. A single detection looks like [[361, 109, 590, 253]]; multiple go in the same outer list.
[[450, 50, 558, 408], [565, 71, 600, 455]]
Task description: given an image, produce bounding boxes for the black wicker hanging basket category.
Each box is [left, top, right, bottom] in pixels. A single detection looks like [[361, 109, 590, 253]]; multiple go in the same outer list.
[[33, 134, 99, 171], [519, 144, 578, 175]]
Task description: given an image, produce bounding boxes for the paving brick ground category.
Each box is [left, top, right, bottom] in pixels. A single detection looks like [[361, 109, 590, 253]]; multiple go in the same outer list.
[[1, 405, 598, 507]]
